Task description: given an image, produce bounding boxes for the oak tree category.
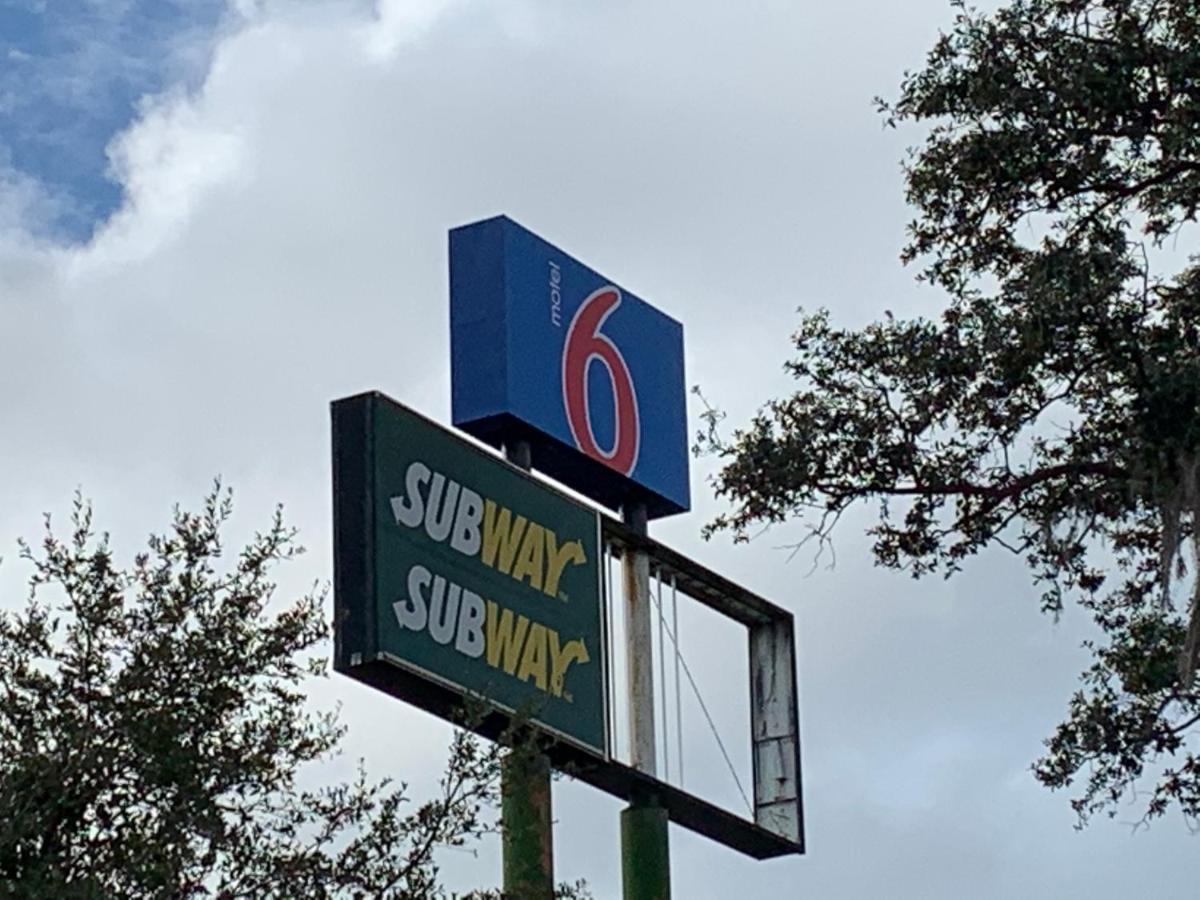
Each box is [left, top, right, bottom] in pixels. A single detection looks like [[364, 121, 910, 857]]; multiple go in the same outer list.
[[0, 488, 583, 897], [702, 0, 1200, 826]]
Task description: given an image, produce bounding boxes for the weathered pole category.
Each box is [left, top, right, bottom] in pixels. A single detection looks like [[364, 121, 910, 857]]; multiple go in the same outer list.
[[501, 440, 555, 899], [622, 801, 671, 899], [502, 749, 553, 898], [621, 500, 671, 899]]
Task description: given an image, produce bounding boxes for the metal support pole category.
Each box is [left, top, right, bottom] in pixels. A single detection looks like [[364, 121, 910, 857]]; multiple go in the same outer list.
[[621, 802, 671, 900], [623, 501, 656, 774], [502, 749, 554, 899], [501, 439, 554, 900], [621, 500, 670, 899]]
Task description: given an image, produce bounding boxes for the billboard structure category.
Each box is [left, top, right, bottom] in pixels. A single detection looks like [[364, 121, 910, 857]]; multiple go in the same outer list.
[[332, 391, 803, 857], [333, 216, 804, 892]]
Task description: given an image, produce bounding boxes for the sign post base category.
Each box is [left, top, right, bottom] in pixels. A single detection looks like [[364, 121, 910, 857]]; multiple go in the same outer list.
[[502, 746, 554, 900], [499, 438, 555, 899], [621, 799, 671, 900]]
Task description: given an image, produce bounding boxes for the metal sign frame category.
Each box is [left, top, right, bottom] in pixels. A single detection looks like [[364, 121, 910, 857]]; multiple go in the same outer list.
[[332, 391, 804, 860], [599, 519, 805, 858]]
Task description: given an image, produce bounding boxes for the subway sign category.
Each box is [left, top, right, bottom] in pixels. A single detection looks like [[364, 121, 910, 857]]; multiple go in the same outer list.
[[449, 216, 690, 519], [332, 392, 608, 756]]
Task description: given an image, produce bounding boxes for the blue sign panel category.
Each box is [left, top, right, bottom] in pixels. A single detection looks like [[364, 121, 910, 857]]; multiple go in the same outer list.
[[450, 216, 690, 519]]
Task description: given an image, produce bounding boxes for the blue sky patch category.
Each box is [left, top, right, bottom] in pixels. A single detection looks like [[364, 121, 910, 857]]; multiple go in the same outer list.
[[0, 0, 228, 241]]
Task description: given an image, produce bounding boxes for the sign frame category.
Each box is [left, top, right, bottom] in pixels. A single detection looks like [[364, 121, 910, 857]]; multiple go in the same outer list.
[[333, 390, 804, 860]]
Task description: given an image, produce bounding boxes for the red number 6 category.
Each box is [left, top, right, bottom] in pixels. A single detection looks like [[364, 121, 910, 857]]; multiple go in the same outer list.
[[561, 287, 640, 476]]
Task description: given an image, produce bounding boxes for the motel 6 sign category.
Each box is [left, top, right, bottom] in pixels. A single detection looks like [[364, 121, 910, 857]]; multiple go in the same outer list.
[[449, 216, 690, 520]]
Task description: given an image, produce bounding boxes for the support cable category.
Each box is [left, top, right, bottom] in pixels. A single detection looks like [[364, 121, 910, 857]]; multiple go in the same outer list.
[[650, 582, 752, 816], [656, 568, 670, 782], [604, 541, 619, 758], [671, 574, 683, 789]]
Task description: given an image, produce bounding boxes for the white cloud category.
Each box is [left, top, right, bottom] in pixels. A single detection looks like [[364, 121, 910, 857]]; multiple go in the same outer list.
[[87, 91, 246, 267], [366, 0, 462, 57], [0, 162, 64, 239]]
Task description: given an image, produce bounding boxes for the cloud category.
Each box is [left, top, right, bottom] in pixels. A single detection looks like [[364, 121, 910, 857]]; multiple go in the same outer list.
[[1, 1, 1196, 897], [367, 0, 462, 56], [0, 157, 67, 237]]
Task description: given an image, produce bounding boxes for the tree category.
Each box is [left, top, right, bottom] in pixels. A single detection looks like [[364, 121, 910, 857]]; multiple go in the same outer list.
[[0, 487, 586, 897], [699, 0, 1200, 827]]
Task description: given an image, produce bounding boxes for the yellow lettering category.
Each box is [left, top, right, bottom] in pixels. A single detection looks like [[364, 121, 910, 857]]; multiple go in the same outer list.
[[548, 632, 590, 697], [516, 622, 549, 691], [543, 532, 586, 599], [481, 500, 527, 574], [485, 601, 529, 675], [511, 522, 546, 591]]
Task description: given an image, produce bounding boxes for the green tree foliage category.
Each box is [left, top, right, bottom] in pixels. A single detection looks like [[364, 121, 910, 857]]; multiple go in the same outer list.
[[0, 488, 586, 898], [700, 0, 1200, 826]]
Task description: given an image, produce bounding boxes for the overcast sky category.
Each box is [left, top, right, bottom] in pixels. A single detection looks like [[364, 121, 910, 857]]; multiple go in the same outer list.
[[1, 1, 1195, 897]]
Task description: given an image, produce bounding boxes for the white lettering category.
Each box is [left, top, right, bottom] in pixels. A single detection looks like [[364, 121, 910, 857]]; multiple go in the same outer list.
[[395, 564, 432, 630], [423, 473, 460, 542], [427, 575, 461, 646], [549, 261, 562, 327], [456, 588, 486, 658], [391, 461, 431, 528], [449, 485, 484, 557]]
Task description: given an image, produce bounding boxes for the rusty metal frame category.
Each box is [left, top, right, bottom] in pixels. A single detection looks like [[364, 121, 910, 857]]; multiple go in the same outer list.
[[602, 519, 805, 857]]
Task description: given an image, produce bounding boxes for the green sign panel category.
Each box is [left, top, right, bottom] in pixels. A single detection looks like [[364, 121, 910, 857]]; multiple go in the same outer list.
[[332, 392, 608, 756]]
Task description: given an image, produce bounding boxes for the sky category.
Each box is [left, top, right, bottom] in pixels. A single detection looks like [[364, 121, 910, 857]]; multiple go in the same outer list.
[[0, 1, 1195, 897], [0, 0, 226, 238]]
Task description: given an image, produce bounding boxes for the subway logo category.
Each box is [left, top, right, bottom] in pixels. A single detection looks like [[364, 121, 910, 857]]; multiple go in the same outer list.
[[388, 460, 594, 700]]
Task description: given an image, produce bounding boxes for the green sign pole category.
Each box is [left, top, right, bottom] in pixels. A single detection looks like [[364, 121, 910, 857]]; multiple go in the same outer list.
[[620, 502, 671, 900], [502, 744, 554, 898], [621, 800, 671, 900], [500, 439, 555, 900]]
